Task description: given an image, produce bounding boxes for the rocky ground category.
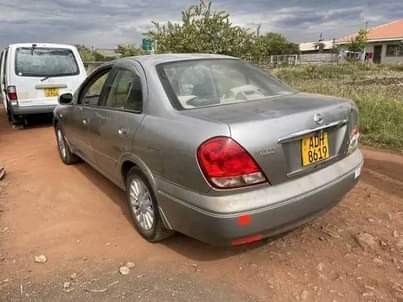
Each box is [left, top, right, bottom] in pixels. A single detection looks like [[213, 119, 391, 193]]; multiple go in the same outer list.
[[0, 113, 402, 301]]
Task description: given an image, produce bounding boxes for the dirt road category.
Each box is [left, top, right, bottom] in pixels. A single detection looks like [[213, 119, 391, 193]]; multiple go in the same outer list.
[[0, 111, 402, 301]]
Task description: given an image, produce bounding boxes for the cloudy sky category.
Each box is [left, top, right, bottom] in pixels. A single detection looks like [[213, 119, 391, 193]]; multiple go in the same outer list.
[[0, 0, 402, 49]]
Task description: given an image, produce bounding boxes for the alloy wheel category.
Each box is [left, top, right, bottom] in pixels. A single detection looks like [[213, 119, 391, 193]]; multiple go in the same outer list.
[[129, 177, 155, 231]]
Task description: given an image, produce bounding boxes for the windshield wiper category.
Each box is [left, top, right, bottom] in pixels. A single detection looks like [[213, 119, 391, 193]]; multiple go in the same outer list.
[[40, 76, 50, 82]]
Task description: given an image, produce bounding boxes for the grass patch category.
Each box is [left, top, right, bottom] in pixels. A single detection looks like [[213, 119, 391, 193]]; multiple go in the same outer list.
[[271, 64, 403, 151]]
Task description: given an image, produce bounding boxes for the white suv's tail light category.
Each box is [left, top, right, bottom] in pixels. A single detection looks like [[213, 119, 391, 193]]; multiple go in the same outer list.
[[7, 86, 18, 106], [197, 137, 268, 189]]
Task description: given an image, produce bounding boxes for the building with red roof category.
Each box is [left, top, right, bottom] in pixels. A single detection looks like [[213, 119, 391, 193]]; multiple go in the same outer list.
[[337, 19, 403, 64]]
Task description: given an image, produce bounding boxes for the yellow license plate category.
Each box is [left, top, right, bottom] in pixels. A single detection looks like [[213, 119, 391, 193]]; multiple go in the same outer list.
[[301, 131, 330, 166], [44, 88, 59, 97]]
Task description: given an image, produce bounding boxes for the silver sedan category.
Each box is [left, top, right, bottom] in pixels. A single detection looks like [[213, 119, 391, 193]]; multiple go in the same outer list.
[[54, 54, 363, 246]]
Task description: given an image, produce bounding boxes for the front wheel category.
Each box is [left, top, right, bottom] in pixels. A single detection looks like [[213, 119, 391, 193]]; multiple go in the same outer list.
[[55, 126, 78, 165], [126, 167, 173, 242]]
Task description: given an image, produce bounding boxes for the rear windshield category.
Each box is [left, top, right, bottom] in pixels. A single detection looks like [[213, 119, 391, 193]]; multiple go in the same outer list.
[[157, 59, 295, 110], [15, 47, 79, 77]]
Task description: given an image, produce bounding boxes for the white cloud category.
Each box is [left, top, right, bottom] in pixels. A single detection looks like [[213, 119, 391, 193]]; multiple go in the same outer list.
[[0, 0, 401, 48]]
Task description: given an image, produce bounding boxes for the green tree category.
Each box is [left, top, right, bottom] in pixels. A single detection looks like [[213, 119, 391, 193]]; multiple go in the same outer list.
[[76, 45, 96, 62], [116, 44, 145, 57], [347, 29, 368, 52], [148, 0, 254, 59], [75, 45, 109, 62], [250, 33, 299, 62]]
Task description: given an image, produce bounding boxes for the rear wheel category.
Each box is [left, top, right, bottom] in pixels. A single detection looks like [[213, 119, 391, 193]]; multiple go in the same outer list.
[[55, 126, 78, 164], [126, 167, 173, 242], [7, 109, 24, 128]]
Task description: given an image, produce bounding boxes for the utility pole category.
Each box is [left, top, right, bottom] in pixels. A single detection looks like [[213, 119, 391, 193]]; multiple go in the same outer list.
[[256, 24, 261, 37]]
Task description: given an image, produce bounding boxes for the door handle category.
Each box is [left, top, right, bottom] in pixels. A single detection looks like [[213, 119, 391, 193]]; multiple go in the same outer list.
[[82, 119, 88, 125], [118, 128, 128, 136]]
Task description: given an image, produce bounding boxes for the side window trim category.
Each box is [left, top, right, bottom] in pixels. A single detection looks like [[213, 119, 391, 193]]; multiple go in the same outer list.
[[100, 66, 143, 114], [98, 67, 119, 107], [77, 66, 112, 106]]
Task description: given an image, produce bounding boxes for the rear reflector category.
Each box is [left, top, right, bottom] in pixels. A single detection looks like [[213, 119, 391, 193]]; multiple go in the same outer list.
[[238, 215, 251, 225], [7, 86, 18, 106], [197, 137, 267, 189], [232, 234, 263, 246]]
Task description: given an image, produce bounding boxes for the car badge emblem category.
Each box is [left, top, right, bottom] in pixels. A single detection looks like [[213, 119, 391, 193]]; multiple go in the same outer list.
[[314, 113, 324, 125]]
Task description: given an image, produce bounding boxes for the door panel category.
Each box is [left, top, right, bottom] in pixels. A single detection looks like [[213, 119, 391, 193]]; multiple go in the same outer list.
[[70, 105, 96, 164], [91, 65, 145, 184], [63, 104, 82, 150], [91, 109, 144, 182], [67, 67, 112, 162]]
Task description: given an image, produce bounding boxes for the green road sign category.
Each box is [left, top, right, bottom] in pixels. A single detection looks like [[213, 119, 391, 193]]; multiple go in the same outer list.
[[142, 38, 153, 51]]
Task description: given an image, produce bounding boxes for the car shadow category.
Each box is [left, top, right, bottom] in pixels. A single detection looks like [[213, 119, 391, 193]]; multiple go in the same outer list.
[[13, 113, 54, 130], [71, 159, 293, 261], [0, 110, 53, 134], [159, 233, 279, 261], [72, 162, 132, 223]]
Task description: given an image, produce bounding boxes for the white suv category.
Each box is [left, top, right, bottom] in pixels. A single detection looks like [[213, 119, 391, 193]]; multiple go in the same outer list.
[[0, 43, 86, 126]]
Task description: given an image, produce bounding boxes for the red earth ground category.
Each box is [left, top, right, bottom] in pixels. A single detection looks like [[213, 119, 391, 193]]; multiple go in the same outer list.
[[0, 111, 402, 301]]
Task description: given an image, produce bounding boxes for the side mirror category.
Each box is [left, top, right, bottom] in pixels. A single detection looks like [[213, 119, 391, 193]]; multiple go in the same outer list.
[[58, 93, 73, 105]]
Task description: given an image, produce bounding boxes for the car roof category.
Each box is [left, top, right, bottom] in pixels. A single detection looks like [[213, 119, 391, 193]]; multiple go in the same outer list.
[[86, 53, 240, 77], [7, 43, 77, 50], [118, 53, 238, 66]]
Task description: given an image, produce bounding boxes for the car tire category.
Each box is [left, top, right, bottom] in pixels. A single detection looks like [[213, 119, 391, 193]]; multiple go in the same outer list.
[[126, 167, 174, 242], [7, 110, 24, 128], [55, 125, 79, 165]]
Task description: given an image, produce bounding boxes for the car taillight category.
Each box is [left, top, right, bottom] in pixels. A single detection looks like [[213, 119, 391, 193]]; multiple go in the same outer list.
[[197, 137, 267, 189], [348, 127, 360, 154], [7, 86, 18, 106]]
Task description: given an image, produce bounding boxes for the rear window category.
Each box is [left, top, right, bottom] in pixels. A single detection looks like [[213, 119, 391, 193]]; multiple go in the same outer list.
[[157, 59, 295, 110], [15, 47, 79, 77]]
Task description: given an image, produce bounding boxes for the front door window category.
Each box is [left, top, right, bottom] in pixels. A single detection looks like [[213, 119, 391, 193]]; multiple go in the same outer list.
[[79, 70, 110, 106]]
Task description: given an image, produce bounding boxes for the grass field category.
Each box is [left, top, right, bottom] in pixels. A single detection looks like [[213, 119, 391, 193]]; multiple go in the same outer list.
[[271, 64, 403, 151]]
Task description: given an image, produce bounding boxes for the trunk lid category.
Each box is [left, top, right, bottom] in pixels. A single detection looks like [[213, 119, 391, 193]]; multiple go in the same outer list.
[[14, 76, 84, 107], [182, 93, 355, 185]]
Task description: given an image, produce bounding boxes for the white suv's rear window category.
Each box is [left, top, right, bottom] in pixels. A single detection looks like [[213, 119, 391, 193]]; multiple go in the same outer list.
[[15, 47, 79, 77]]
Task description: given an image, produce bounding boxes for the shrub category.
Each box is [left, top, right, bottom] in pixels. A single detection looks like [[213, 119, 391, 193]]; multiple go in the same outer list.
[[272, 64, 403, 150]]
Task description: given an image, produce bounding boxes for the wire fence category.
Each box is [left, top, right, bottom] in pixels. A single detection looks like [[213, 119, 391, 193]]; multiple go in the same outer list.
[[259, 53, 340, 66], [84, 53, 342, 73]]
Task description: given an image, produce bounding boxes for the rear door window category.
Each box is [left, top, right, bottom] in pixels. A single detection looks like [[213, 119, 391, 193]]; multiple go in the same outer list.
[[15, 47, 79, 77], [103, 69, 142, 112]]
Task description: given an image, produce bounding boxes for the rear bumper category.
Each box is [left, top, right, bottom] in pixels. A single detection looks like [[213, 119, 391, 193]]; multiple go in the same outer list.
[[157, 149, 364, 246], [9, 105, 56, 115]]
